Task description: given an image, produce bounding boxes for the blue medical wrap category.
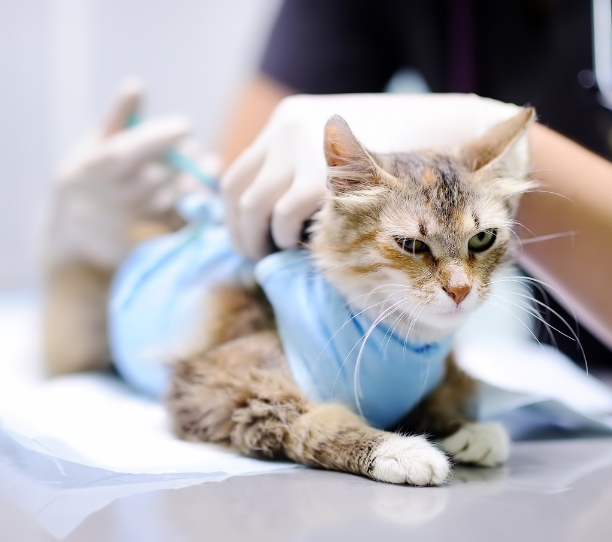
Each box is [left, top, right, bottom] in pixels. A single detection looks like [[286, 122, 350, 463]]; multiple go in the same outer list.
[[109, 195, 453, 429]]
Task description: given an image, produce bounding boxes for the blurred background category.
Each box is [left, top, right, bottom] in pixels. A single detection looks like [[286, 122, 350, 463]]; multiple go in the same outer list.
[[1, 0, 605, 367], [0, 0, 282, 291]]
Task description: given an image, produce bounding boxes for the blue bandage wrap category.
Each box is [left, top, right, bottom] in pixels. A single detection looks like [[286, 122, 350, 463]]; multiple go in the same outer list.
[[109, 196, 452, 428]]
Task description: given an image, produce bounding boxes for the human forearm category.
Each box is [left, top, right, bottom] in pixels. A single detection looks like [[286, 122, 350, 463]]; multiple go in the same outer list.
[[517, 123, 612, 349], [43, 80, 192, 374], [216, 74, 295, 170]]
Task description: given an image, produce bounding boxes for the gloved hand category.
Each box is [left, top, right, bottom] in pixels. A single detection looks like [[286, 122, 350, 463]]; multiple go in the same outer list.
[[221, 93, 522, 260], [45, 79, 212, 271]]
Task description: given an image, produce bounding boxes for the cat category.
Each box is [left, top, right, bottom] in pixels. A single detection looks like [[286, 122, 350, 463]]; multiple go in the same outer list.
[[166, 107, 535, 485]]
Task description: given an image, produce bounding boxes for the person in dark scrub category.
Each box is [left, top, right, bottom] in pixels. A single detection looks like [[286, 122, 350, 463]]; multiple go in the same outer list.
[[218, 0, 612, 368]]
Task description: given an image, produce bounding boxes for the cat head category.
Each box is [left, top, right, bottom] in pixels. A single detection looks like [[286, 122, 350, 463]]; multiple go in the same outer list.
[[310, 108, 535, 340]]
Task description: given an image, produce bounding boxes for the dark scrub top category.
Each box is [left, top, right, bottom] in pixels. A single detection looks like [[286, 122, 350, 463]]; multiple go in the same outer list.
[[259, 0, 612, 366]]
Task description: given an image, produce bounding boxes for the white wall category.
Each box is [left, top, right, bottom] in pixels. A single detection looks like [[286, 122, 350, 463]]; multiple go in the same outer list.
[[0, 0, 281, 290]]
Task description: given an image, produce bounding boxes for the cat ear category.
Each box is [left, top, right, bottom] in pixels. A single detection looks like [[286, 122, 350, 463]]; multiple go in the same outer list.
[[324, 115, 379, 194], [461, 107, 535, 173]]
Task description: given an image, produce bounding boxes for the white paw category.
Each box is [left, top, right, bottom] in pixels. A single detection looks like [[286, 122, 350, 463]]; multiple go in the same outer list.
[[371, 435, 450, 486], [440, 422, 509, 467]]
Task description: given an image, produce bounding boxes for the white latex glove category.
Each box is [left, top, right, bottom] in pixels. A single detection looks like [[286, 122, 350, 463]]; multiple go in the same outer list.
[[221, 93, 522, 260], [46, 79, 212, 271]]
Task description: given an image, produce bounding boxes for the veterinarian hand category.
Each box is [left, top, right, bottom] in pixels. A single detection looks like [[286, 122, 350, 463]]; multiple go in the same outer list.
[[221, 93, 520, 260], [46, 78, 209, 271]]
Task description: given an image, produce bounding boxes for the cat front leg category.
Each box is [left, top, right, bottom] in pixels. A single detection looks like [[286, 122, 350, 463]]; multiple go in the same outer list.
[[44, 263, 114, 375], [438, 422, 509, 467], [167, 330, 449, 485], [402, 353, 510, 467], [286, 403, 450, 485]]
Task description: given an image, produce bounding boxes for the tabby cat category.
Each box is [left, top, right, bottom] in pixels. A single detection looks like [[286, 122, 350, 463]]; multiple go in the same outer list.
[[167, 108, 535, 485]]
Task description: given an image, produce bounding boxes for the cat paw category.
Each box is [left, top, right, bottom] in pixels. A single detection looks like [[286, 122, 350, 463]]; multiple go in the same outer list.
[[439, 422, 509, 467], [371, 435, 450, 486]]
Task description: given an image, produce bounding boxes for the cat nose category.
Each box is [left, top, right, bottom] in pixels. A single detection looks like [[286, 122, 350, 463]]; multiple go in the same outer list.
[[444, 284, 471, 305]]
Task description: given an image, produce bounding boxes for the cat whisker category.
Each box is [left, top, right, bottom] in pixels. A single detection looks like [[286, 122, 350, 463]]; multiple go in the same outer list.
[[496, 290, 586, 371], [517, 167, 566, 176], [479, 171, 530, 198], [311, 294, 411, 379], [485, 278, 587, 372], [487, 287, 558, 349], [407, 299, 430, 338], [519, 231, 577, 245], [507, 228, 524, 250], [495, 292, 559, 348], [486, 275, 555, 340], [382, 297, 426, 359], [347, 298, 413, 418], [485, 300, 547, 353], [479, 168, 564, 204], [483, 167, 564, 188], [396, 308, 414, 358], [402, 303, 423, 357], [345, 289, 407, 309], [507, 218, 536, 238], [487, 275, 550, 308], [487, 275, 579, 327], [487, 293, 573, 341], [478, 173, 535, 209], [499, 189, 574, 205], [379, 300, 414, 353], [345, 284, 418, 305], [401, 299, 437, 398], [404, 298, 426, 336], [322, 262, 351, 273]]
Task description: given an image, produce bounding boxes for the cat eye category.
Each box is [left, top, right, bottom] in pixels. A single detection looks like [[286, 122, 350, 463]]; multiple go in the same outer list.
[[395, 237, 429, 254], [468, 230, 497, 252]]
